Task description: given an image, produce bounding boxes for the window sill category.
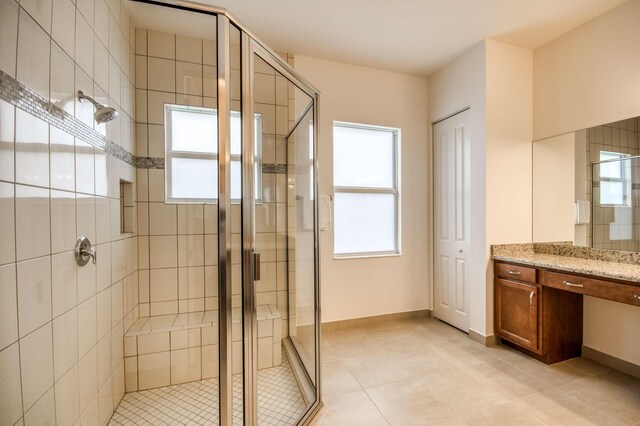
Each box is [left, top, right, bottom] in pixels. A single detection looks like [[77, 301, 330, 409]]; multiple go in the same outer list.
[[333, 252, 401, 260]]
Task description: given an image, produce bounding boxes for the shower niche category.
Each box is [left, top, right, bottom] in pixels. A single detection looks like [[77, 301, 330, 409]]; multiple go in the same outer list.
[[114, 1, 321, 425]]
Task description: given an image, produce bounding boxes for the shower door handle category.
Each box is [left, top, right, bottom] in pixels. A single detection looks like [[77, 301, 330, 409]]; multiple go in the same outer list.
[[254, 252, 261, 281]]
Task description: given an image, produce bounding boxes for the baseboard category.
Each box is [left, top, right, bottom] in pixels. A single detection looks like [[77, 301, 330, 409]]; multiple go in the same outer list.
[[321, 309, 432, 332], [582, 345, 640, 379], [468, 329, 498, 346]]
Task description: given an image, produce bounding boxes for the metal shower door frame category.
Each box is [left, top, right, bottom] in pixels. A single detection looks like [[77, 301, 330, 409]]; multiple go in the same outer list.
[[241, 38, 323, 426], [129, 2, 322, 424]]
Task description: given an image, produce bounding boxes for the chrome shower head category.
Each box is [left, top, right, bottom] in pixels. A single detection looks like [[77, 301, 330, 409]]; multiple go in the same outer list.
[[78, 90, 119, 124]]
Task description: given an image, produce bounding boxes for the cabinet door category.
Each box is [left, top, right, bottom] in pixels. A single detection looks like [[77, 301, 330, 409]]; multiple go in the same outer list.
[[495, 278, 539, 351]]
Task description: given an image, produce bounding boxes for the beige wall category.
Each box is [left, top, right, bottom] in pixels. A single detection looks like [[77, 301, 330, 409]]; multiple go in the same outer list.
[[428, 42, 488, 335], [485, 41, 534, 335], [532, 133, 576, 242], [533, 0, 640, 141], [428, 40, 533, 337], [533, 0, 640, 364], [295, 55, 430, 323]]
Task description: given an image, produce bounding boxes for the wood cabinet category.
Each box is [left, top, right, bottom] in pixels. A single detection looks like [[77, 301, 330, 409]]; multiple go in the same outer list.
[[495, 278, 539, 351], [494, 261, 583, 364]]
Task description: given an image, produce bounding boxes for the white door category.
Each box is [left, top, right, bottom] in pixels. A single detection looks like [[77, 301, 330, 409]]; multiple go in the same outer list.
[[433, 110, 471, 332]]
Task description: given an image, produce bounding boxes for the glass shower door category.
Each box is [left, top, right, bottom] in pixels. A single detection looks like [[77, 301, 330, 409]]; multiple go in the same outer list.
[[246, 44, 319, 426]]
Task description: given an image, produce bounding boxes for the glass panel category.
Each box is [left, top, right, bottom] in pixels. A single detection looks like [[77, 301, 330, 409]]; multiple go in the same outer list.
[[171, 157, 217, 199], [253, 52, 317, 425], [333, 124, 395, 188], [170, 106, 218, 154], [109, 3, 220, 426], [600, 151, 626, 179], [601, 181, 624, 205], [288, 104, 316, 386], [334, 192, 396, 254], [592, 156, 637, 250]]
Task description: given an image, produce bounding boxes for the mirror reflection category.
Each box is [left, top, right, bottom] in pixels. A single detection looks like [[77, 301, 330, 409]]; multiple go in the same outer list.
[[533, 116, 640, 251]]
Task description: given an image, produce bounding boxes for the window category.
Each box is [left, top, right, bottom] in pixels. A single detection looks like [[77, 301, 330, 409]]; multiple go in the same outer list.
[[333, 121, 400, 257], [599, 151, 631, 206], [165, 105, 262, 203]]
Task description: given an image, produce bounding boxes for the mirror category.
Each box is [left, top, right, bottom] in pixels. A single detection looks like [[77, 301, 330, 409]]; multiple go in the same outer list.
[[533, 116, 640, 251]]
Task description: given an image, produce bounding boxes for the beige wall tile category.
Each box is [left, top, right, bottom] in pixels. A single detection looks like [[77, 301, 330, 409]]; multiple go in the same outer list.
[[20, 323, 54, 411], [148, 30, 175, 60], [176, 35, 202, 64], [0, 343, 23, 424], [17, 257, 52, 338], [149, 268, 178, 302], [149, 236, 177, 268], [0, 0, 18, 78], [171, 347, 201, 385], [176, 61, 203, 96], [138, 352, 170, 390], [0, 183, 15, 266], [54, 364, 80, 425], [77, 346, 97, 413], [201, 344, 218, 379], [178, 235, 204, 267], [15, 109, 49, 187], [0, 264, 18, 350], [17, 12, 50, 99], [77, 296, 97, 358], [137, 332, 169, 355], [178, 266, 205, 300], [52, 307, 78, 381], [147, 57, 176, 93], [24, 387, 56, 426]]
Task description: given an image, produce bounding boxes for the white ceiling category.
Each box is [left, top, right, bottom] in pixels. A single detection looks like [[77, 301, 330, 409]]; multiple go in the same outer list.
[[127, 0, 627, 76]]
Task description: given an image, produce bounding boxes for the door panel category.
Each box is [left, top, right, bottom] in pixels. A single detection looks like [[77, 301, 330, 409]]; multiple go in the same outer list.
[[249, 45, 319, 426], [495, 278, 539, 350], [433, 110, 470, 331]]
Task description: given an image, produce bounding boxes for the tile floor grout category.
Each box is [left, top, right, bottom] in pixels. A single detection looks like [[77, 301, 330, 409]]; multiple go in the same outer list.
[[110, 349, 308, 425]]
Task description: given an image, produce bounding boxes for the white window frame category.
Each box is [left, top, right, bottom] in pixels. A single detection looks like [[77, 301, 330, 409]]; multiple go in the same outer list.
[[332, 121, 401, 259], [599, 151, 631, 207], [164, 104, 262, 203]]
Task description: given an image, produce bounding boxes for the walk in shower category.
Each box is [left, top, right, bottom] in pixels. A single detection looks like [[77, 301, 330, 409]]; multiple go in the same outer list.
[[0, 0, 320, 424], [112, 1, 322, 424]]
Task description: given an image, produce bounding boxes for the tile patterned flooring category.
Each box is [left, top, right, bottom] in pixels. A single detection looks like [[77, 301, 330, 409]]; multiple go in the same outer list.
[[109, 350, 307, 425], [311, 317, 640, 426]]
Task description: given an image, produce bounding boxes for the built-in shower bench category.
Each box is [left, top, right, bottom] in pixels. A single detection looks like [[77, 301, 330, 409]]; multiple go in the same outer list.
[[124, 305, 282, 391]]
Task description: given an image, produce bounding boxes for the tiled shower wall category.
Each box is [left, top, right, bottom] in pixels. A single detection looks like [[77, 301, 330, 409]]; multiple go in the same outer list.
[[134, 28, 293, 340], [0, 0, 138, 424], [588, 117, 640, 250], [134, 28, 220, 317]]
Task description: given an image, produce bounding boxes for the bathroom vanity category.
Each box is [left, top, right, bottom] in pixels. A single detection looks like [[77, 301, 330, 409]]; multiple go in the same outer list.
[[492, 244, 640, 364]]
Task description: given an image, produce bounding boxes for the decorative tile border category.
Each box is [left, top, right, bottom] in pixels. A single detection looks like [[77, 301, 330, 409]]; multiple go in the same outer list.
[[134, 156, 165, 169], [1, 71, 292, 174], [262, 163, 288, 174], [0, 69, 135, 166]]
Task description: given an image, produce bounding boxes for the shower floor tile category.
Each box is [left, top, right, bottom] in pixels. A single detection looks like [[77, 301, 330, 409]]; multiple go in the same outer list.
[[109, 350, 307, 425]]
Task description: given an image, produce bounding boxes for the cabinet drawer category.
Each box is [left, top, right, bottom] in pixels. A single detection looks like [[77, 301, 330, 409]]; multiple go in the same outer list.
[[545, 271, 640, 307], [495, 262, 537, 284]]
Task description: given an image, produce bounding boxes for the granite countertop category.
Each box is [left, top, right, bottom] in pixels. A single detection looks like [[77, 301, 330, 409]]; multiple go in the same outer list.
[[492, 249, 640, 284]]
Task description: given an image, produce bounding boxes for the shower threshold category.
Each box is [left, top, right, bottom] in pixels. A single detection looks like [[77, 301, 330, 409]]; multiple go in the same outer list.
[[109, 349, 306, 425]]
